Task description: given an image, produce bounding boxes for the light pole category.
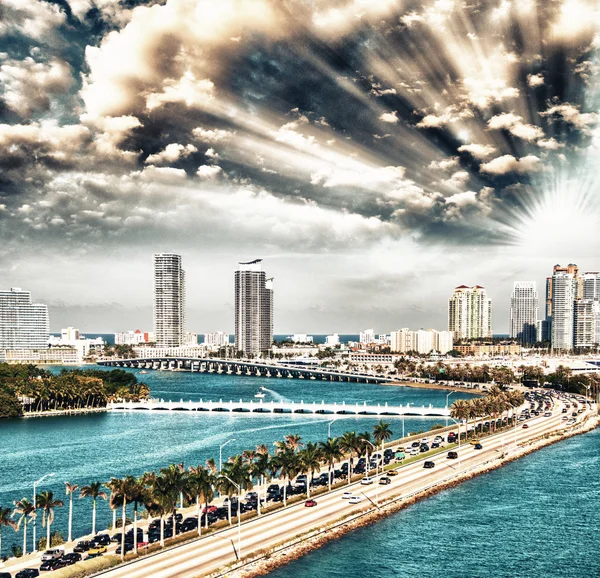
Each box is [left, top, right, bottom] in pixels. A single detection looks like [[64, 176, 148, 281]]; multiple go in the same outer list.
[[219, 438, 236, 472], [445, 391, 454, 427], [363, 440, 379, 506], [33, 472, 55, 552], [446, 418, 462, 470], [221, 475, 241, 560], [327, 419, 338, 439]]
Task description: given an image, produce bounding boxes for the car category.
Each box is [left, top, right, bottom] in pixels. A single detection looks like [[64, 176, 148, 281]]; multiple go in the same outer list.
[[423, 461, 435, 469], [420, 444, 430, 453], [93, 533, 111, 546], [411, 441, 420, 448], [116, 543, 134, 555], [361, 477, 374, 485], [0, 573, 12, 578], [544, 412, 552, 417], [41, 548, 64, 561], [522, 424, 529, 429], [202, 505, 218, 514], [408, 448, 418, 456], [341, 492, 353, 499], [447, 451, 458, 459], [348, 495, 362, 504], [88, 545, 107, 555], [16, 571, 40, 578], [87, 552, 103, 559], [40, 559, 60, 571], [74, 540, 92, 552], [62, 553, 82, 563], [562, 416, 569, 420], [474, 443, 483, 450], [304, 499, 317, 507], [431, 442, 440, 449], [379, 476, 391, 485], [387, 470, 398, 476]]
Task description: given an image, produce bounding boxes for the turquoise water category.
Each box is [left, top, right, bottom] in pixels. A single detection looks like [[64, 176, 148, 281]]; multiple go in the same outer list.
[[270, 427, 600, 578], [0, 369, 468, 556]]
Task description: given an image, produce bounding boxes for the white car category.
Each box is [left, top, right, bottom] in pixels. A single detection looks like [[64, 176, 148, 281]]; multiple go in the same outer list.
[[408, 448, 419, 456], [361, 477, 374, 485], [348, 495, 362, 504], [341, 492, 353, 499], [41, 548, 64, 561]]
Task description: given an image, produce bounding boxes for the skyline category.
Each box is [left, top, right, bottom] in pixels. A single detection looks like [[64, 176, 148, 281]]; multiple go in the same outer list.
[[3, 0, 600, 333]]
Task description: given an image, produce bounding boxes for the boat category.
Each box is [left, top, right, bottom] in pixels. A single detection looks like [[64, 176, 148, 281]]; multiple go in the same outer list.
[[254, 391, 266, 398], [140, 370, 148, 374]]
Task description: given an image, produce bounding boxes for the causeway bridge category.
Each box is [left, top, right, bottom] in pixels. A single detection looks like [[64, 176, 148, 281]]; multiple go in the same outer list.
[[109, 398, 450, 417], [98, 357, 393, 384]]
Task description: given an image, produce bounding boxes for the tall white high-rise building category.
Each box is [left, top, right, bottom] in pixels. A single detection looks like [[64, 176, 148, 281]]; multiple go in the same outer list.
[[509, 282, 539, 345], [359, 329, 376, 344], [235, 259, 273, 355], [448, 285, 492, 340], [574, 300, 600, 348], [0, 287, 49, 350], [551, 271, 577, 350], [582, 272, 600, 300], [153, 253, 185, 347]]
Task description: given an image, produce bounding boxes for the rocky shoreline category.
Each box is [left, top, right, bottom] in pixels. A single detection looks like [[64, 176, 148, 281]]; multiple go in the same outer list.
[[384, 380, 487, 395], [209, 413, 600, 578]]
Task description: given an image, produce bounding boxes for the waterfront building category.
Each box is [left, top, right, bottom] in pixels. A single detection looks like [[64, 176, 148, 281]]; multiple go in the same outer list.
[[0, 287, 49, 350], [153, 253, 185, 347], [115, 329, 155, 345], [325, 333, 340, 346], [509, 282, 539, 345], [551, 271, 577, 351], [204, 332, 230, 347], [359, 329, 376, 344], [582, 272, 600, 300], [133, 345, 208, 358], [184, 332, 199, 345], [448, 285, 492, 340], [48, 328, 104, 361], [574, 300, 600, 348], [0, 347, 79, 364], [234, 259, 273, 355], [291, 334, 313, 343], [453, 342, 522, 357], [390, 328, 453, 355], [271, 344, 319, 357]]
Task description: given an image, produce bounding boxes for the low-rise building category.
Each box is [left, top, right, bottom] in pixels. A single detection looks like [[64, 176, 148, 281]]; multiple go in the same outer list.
[[115, 330, 155, 345], [0, 347, 79, 364], [204, 332, 230, 347], [453, 342, 522, 357], [132, 345, 208, 358]]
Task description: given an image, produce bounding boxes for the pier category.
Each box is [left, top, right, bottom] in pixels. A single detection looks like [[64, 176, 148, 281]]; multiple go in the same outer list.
[[98, 357, 393, 384], [109, 398, 450, 417]]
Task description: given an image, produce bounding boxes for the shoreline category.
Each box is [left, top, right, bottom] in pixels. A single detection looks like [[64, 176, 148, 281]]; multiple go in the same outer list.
[[385, 380, 487, 395], [21, 407, 109, 419], [213, 413, 600, 578]]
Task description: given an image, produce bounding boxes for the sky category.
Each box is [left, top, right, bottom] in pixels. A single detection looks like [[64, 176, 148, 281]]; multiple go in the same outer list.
[[2, 0, 600, 334]]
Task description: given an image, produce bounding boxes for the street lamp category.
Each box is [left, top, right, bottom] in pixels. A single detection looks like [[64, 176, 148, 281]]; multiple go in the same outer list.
[[445, 391, 455, 427], [327, 419, 338, 439], [446, 418, 462, 470], [33, 473, 55, 552], [362, 439, 379, 506], [221, 475, 241, 560], [219, 438, 236, 472]]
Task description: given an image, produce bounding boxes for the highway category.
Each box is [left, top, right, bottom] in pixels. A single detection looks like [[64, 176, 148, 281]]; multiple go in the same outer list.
[[94, 397, 590, 578], [4, 394, 593, 578]]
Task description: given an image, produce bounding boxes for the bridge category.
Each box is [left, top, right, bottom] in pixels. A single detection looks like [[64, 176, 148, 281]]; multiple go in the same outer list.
[[98, 357, 393, 384], [109, 398, 450, 417]]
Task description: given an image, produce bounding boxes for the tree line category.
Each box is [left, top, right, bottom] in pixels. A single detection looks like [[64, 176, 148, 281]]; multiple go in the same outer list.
[[0, 365, 149, 418]]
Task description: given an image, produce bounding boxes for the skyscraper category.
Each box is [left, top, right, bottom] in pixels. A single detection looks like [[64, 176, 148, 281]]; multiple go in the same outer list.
[[574, 300, 600, 348], [545, 264, 580, 343], [509, 282, 538, 345], [448, 285, 492, 340], [0, 288, 49, 350], [582, 272, 600, 300], [235, 259, 273, 356], [551, 271, 577, 350], [153, 253, 185, 347]]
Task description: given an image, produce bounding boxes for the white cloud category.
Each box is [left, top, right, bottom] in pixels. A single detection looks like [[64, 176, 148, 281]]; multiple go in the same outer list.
[[205, 147, 219, 159], [0, 0, 65, 40], [192, 126, 234, 142], [146, 143, 198, 165], [527, 73, 545, 87], [487, 112, 544, 141], [540, 102, 598, 130], [417, 114, 445, 128], [311, 165, 407, 189], [429, 157, 459, 171], [146, 72, 215, 111], [196, 165, 223, 179], [480, 154, 544, 175], [457, 143, 497, 159], [379, 111, 399, 124]]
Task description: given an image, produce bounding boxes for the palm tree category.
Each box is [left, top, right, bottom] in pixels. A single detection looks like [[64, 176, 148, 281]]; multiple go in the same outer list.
[[299, 442, 322, 498], [0, 506, 17, 559], [373, 420, 393, 466], [128, 476, 147, 554], [319, 437, 343, 492], [284, 434, 303, 452], [106, 477, 133, 560], [80, 482, 107, 536], [148, 475, 174, 548], [104, 478, 123, 533], [250, 451, 270, 516], [36, 491, 63, 550], [187, 465, 214, 535], [64, 482, 78, 543], [159, 464, 187, 537], [12, 498, 36, 556], [270, 449, 299, 506], [450, 399, 470, 440], [358, 432, 373, 474], [339, 431, 360, 485]]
